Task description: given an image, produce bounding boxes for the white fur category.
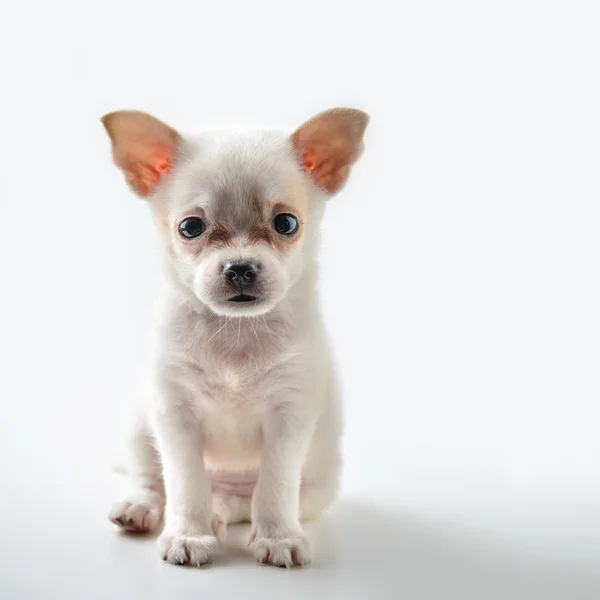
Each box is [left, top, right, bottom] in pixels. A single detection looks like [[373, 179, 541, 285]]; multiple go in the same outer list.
[[109, 127, 349, 568]]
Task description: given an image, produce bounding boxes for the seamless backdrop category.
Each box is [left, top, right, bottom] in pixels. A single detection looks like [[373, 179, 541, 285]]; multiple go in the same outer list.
[[0, 1, 599, 599]]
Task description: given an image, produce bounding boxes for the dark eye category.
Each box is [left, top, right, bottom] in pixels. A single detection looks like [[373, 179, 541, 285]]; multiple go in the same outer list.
[[179, 217, 206, 239], [272, 213, 298, 236]]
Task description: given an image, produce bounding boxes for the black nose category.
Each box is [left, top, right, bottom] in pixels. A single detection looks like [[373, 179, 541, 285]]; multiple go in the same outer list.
[[224, 263, 258, 288]]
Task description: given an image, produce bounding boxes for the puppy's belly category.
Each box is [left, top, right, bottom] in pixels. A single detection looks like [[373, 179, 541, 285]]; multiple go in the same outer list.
[[203, 440, 260, 496], [201, 408, 263, 476], [195, 381, 276, 494], [206, 467, 258, 496]]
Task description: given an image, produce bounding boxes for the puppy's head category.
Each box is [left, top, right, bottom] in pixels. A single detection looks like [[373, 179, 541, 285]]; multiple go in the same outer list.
[[102, 108, 368, 317]]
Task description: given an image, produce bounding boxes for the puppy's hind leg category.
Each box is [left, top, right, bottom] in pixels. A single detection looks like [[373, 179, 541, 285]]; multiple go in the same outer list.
[[109, 418, 164, 534]]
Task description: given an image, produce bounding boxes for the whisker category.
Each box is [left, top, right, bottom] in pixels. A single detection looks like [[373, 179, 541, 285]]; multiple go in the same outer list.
[[236, 317, 242, 350], [207, 317, 230, 344], [261, 315, 276, 345], [249, 317, 263, 360]]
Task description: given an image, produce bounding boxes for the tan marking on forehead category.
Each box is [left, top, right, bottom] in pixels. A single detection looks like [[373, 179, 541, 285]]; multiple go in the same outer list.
[[211, 184, 264, 233]]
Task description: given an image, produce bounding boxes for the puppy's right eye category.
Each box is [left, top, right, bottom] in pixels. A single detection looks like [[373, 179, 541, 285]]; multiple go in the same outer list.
[[179, 217, 206, 239]]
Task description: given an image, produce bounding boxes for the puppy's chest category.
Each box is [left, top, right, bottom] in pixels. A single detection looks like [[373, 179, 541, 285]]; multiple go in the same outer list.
[[198, 363, 261, 410], [171, 314, 299, 418], [186, 358, 271, 467], [190, 335, 285, 414]]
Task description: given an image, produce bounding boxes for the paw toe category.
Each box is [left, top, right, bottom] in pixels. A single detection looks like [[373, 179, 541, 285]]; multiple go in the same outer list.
[[250, 534, 311, 568], [158, 533, 218, 567], [109, 501, 161, 533]]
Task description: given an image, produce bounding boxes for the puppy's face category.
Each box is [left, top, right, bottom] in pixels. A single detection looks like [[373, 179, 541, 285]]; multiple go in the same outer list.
[[102, 108, 368, 316], [162, 138, 313, 317]]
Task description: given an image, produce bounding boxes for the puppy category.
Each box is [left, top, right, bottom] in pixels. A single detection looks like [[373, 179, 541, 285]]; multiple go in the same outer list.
[[102, 107, 369, 567]]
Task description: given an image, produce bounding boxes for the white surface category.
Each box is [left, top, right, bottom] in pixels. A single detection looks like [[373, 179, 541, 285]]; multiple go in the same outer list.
[[1, 1, 599, 598]]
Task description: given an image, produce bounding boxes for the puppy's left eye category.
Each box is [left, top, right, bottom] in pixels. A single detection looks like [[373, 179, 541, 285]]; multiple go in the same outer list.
[[272, 213, 298, 236], [179, 217, 206, 239]]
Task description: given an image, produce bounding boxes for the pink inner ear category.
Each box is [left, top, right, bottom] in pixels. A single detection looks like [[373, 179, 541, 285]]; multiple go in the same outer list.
[[136, 147, 173, 193], [125, 147, 173, 196], [154, 153, 171, 175], [302, 149, 317, 174]]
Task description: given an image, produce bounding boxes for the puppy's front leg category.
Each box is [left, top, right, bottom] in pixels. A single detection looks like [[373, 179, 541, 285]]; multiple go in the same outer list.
[[250, 406, 316, 568], [153, 390, 217, 567]]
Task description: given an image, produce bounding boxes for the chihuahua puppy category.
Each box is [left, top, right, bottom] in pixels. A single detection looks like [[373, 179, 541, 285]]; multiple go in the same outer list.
[[102, 107, 368, 568]]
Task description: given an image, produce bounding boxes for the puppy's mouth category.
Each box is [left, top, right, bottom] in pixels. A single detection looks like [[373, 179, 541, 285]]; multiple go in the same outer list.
[[208, 290, 274, 316], [227, 294, 258, 303]]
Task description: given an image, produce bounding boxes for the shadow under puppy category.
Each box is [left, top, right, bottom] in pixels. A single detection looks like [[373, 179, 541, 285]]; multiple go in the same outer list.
[[102, 107, 369, 567]]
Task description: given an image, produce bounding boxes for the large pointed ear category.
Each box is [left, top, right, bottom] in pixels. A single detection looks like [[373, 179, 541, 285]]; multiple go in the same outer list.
[[101, 110, 181, 197], [291, 107, 369, 194]]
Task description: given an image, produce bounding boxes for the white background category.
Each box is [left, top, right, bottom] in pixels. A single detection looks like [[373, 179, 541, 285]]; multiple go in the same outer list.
[[1, 1, 599, 598]]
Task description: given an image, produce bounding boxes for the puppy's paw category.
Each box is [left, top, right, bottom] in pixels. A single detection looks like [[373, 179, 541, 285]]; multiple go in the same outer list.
[[109, 499, 162, 533], [249, 528, 311, 568], [158, 531, 218, 567]]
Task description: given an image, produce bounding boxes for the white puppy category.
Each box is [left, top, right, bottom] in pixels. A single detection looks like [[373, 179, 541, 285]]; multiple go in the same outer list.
[[102, 107, 368, 568]]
